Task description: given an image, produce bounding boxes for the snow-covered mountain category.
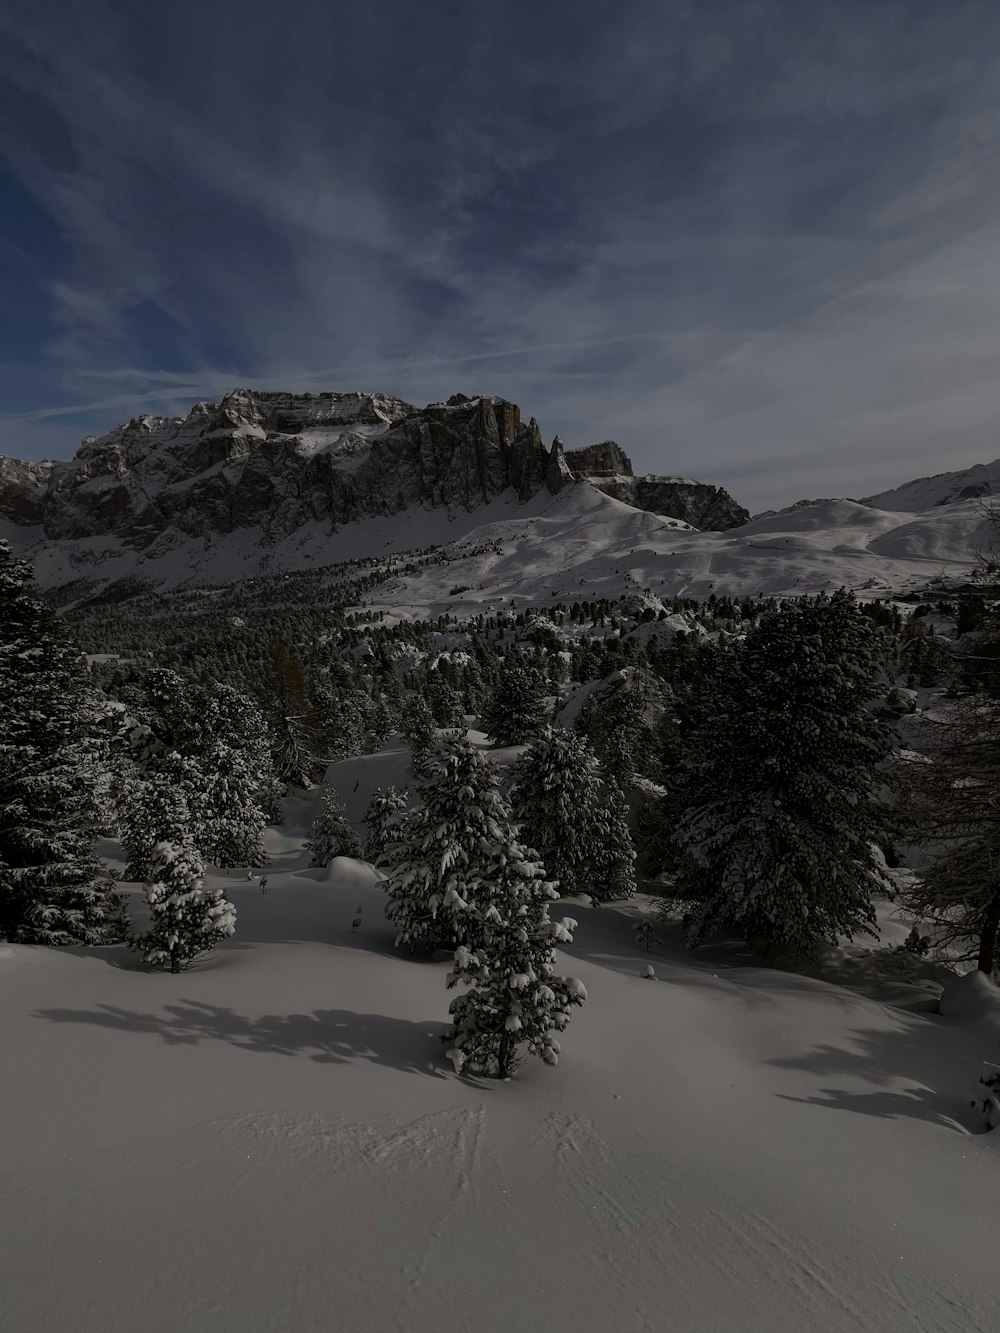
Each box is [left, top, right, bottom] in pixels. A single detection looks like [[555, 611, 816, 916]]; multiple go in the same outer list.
[[0, 388, 751, 599], [2, 388, 999, 609], [563, 440, 749, 529], [863, 457, 1000, 511]]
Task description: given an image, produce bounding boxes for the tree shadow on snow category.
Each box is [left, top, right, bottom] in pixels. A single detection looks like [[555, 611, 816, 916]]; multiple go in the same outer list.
[[768, 1014, 985, 1134], [33, 999, 451, 1075]]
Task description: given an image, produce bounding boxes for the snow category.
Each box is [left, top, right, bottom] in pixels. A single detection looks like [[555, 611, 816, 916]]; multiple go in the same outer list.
[[2, 796, 999, 1332], [864, 457, 1000, 512], [14, 478, 1000, 616], [939, 969, 1000, 1032]]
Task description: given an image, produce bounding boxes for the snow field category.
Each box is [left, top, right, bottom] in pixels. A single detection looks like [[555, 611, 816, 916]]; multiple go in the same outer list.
[[2, 781, 999, 1333]]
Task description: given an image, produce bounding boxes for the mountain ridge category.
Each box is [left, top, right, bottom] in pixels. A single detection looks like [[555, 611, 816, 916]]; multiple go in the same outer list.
[[0, 387, 748, 570]]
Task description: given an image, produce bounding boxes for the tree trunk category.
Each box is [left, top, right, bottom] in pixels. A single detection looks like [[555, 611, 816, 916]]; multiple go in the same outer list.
[[977, 886, 1000, 975], [497, 1030, 513, 1080]]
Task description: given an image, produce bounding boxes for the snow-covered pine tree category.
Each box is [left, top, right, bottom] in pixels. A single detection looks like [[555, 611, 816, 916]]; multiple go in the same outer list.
[[426, 671, 466, 729], [444, 869, 587, 1078], [574, 675, 654, 790], [510, 727, 636, 902], [401, 692, 437, 774], [481, 656, 549, 746], [132, 837, 236, 973], [305, 786, 361, 866], [0, 541, 126, 945], [195, 740, 268, 868], [382, 729, 514, 952], [119, 750, 202, 882], [362, 785, 408, 865], [664, 590, 893, 959]]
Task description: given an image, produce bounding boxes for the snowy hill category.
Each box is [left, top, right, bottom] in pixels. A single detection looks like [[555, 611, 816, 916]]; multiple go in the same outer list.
[[2, 792, 997, 1333], [863, 458, 1000, 512], [7, 482, 998, 616]]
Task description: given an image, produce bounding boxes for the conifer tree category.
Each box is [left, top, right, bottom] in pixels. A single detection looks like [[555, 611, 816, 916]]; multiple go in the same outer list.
[[897, 693, 1000, 975], [510, 727, 636, 902], [362, 785, 408, 865], [306, 786, 361, 866], [663, 591, 892, 958], [132, 837, 236, 973], [481, 657, 549, 746], [401, 692, 437, 773], [0, 541, 126, 945], [196, 740, 268, 868], [444, 874, 587, 1079], [382, 730, 513, 952], [119, 755, 197, 882]]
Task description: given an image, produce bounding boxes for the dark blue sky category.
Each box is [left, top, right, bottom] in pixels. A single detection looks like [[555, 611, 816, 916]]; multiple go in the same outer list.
[[3, 0, 1000, 508]]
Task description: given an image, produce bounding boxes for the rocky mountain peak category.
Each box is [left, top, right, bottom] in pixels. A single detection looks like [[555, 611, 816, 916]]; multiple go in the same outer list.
[[564, 438, 747, 530], [564, 440, 634, 479], [0, 389, 750, 578]]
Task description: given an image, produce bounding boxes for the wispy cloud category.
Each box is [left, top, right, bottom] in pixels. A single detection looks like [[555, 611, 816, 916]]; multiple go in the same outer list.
[[3, 1, 1000, 509]]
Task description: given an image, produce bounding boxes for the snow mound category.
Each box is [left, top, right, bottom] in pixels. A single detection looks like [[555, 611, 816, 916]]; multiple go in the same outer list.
[[939, 970, 1000, 1029]]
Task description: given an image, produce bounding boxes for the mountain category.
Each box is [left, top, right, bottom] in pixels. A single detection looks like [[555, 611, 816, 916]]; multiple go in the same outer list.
[[0, 388, 752, 557], [863, 458, 1000, 511], [1, 390, 996, 609], [563, 440, 749, 529], [8, 389, 573, 549]]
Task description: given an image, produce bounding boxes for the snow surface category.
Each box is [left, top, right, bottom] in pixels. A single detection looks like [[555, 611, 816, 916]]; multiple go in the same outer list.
[[15, 481, 1000, 616], [2, 784, 998, 1332], [864, 458, 1000, 512]]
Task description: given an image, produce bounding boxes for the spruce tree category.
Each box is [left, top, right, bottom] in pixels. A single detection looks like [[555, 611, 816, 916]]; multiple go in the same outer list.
[[481, 657, 549, 746], [663, 591, 892, 958], [119, 755, 197, 882], [132, 837, 236, 973], [195, 740, 268, 868], [510, 727, 636, 902], [306, 786, 361, 866], [362, 785, 408, 865], [0, 541, 125, 945], [382, 730, 514, 952], [401, 692, 437, 773], [445, 876, 587, 1079]]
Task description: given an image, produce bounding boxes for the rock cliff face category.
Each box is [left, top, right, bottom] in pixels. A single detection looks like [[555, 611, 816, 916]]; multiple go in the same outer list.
[[0, 389, 742, 552], [5, 389, 573, 550], [0, 456, 55, 524], [564, 440, 749, 530]]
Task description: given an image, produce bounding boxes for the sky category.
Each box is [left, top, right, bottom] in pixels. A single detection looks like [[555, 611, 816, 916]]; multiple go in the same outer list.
[[3, 1, 1000, 511]]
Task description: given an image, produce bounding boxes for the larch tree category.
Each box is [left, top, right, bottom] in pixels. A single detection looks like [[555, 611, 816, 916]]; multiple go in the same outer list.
[[0, 541, 126, 945]]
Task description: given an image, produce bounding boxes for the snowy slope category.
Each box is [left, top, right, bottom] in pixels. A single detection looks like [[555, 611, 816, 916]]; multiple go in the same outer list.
[[368, 488, 997, 618], [864, 458, 1000, 511], [2, 791, 997, 1333], [9, 481, 999, 616]]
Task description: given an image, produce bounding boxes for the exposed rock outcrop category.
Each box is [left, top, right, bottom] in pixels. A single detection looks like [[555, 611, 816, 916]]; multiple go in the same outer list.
[[0, 390, 747, 558], [7, 390, 574, 551], [0, 456, 55, 525], [564, 440, 748, 530]]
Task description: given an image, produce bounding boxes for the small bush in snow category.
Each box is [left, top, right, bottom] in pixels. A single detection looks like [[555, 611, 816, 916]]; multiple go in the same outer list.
[[971, 1063, 1000, 1131]]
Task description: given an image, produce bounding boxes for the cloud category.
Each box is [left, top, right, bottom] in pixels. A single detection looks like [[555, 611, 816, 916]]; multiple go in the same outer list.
[[3, 1, 1000, 510]]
